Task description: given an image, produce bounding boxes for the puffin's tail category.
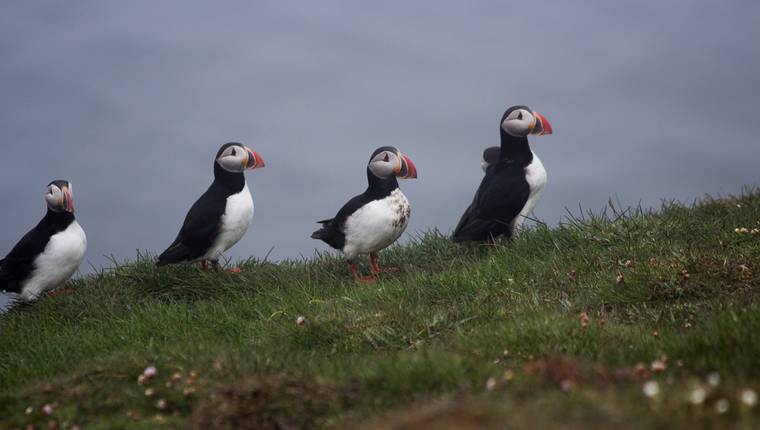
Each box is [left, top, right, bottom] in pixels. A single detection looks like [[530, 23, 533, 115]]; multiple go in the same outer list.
[[156, 241, 192, 266], [310, 219, 333, 240]]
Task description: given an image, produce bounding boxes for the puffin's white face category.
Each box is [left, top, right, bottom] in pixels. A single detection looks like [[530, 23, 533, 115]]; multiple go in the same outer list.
[[501, 108, 553, 138], [216, 144, 265, 173], [45, 181, 74, 213], [368, 148, 418, 180]]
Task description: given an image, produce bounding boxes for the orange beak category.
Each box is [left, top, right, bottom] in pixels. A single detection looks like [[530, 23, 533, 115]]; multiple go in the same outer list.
[[531, 111, 553, 136], [398, 153, 418, 179], [244, 147, 265, 170], [62, 187, 74, 213]]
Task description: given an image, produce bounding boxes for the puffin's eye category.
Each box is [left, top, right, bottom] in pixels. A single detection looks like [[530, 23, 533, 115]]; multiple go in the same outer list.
[[517, 112, 523, 120], [231, 148, 237, 156], [383, 153, 390, 162]]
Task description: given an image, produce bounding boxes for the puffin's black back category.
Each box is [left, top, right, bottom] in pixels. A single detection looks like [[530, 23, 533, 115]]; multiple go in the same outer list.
[[0, 210, 75, 293], [157, 143, 246, 265], [311, 147, 400, 250], [452, 108, 533, 242]]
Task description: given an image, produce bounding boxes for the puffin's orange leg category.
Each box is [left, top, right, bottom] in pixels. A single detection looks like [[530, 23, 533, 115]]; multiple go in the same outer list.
[[200, 260, 209, 271], [348, 261, 377, 284], [212, 260, 241, 273], [369, 253, 399, 274], [47, 286, 74, 297]]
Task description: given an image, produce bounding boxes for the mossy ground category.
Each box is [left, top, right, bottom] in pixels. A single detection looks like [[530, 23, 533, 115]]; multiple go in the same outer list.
[[1, 190, 759, 429]]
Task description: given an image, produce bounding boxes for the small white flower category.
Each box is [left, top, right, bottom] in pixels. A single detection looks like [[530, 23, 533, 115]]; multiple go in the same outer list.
[[296, 316, 307, 326], [707, 372, 720, 387], [643, 381, 660, 398], [650, 360, 666, 373], [485, 377, 497, 391], [740, 388, 757, 407], [143, 366, 157, 377], [689, 386, 707, 405], [715, 398, 729, 414], [42, 403, 54, 415]]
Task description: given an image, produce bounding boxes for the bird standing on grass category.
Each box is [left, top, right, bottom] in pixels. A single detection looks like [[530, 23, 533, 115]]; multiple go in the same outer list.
[[453, 105, 553, 242], [311, 146, 418, 284], [157, 143, 265, 270], [0, 180, 87, 302]]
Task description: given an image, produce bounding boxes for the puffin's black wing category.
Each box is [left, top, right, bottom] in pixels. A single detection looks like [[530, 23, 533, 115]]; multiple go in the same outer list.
[[452, 164, 531, 242], [157, 186, 226, 266], [310, 193, 371, 251], [0, 222, 54, 293]]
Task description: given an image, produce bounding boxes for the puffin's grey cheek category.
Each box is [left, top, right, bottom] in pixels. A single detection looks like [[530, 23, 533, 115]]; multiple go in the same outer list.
[[217, 156, 244, 172], [503, 119, 530, 137], [45, 188, 63, 211]]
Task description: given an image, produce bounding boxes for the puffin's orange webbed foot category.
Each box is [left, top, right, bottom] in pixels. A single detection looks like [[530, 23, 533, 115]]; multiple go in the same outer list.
[[369, 253, 400, 274], [348, 261, 377, 285]]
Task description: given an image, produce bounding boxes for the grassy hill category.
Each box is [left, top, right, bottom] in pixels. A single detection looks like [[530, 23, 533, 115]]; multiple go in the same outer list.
[[1, 190, 759, 429]]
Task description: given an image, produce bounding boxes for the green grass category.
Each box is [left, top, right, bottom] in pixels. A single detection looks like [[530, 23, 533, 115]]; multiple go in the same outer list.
[[2, 189, 760, 429]]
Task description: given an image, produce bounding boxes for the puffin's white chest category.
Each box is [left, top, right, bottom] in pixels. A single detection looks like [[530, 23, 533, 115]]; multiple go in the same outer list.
[[513, 152, 547, 231], [342, 189, 411, 259], [204, 183, 254, 261], [22, 220, 87, 301]]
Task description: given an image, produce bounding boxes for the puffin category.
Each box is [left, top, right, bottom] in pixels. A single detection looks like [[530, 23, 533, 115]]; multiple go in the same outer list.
[[480, 146, 501, 173], [311, 146, 418, 283], [0, 180, 87, 302], [452, 105, 553, 242], [157, 142, 265, 269]]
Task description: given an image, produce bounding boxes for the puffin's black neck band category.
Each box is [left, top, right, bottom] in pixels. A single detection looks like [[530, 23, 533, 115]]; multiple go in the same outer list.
[[366, 168, 399, 199], [213, 163, 246, 192], [43, 209, 75, 228], [499, 130, 533, 166]]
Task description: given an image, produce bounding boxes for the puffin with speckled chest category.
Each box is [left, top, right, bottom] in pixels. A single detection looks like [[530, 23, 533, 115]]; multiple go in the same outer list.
[[453, 105, 553, 242], [0, 180, 87, 302], [157, 142, 265, 270], [311, 146, 418, 284]]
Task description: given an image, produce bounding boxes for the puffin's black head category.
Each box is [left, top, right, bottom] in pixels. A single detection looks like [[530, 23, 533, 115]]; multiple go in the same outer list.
[[367, 146, 418, 180], [215, 142, 265, 173], [500, 105, 553, 138], [481, 146, 501, 172], [45, 180, 74, 213]]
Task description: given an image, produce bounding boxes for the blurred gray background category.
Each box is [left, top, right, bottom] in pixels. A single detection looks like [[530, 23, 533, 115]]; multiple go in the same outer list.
[[1, 0, 759, 278]]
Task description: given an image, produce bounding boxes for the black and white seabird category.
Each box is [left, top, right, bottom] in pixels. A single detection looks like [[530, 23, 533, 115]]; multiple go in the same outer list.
[[453, 106, 553, 242], [0, 180, 87, 302], [311, 146, 418, 283], [480, 146, 501, 173], [157, 142, 265, 270]]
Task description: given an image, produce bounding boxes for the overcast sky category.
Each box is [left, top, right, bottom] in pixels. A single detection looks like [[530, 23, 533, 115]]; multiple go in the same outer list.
[[1, 1, 759, 281]]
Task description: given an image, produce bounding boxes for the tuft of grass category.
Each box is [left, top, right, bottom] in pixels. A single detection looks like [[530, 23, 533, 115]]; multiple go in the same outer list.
[[1, 189, 760, 429]]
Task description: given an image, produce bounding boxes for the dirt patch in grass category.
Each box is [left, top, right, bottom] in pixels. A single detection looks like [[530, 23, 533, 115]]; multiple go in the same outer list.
[[347, 396, 506, 430], [191, 374, 355, 430], [348, 393, 637, 430], [523, 356, 645, 388]]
